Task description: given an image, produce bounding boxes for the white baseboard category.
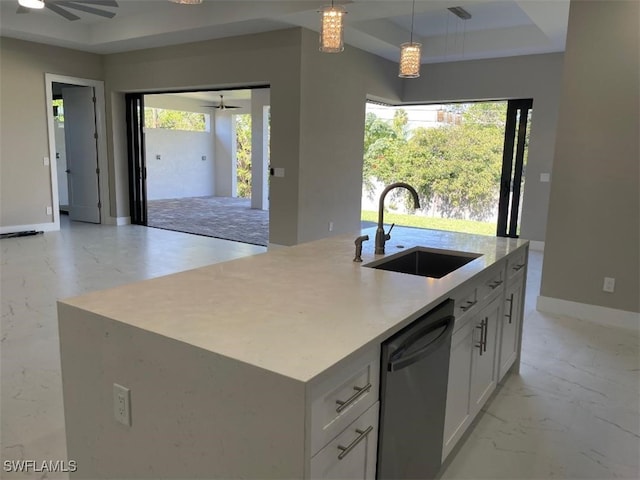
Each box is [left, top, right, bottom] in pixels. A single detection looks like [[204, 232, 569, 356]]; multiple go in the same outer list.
[[528, 240, 545, 251], [0, 222, 58, 234], [536, 295, 639, 331], [104, 216, 131, 226]]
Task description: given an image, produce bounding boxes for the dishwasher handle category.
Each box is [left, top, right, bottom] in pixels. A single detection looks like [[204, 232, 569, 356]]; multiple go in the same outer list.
[[387, 315, 454, 372]]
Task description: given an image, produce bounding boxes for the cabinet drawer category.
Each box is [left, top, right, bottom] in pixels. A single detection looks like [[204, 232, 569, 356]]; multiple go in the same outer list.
[[310, 347, 379, 455], [507, 250, 527, 279], [452, 286, 479, 329], [478, 266, 505, 301], [310, 402, 379, 479]]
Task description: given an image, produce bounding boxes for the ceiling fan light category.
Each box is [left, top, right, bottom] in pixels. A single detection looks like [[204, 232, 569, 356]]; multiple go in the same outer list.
[[19, 0, 45, 9], [399, 42, 422, 78], [168, 0, 203, 4], [319, 4, 346, 53]]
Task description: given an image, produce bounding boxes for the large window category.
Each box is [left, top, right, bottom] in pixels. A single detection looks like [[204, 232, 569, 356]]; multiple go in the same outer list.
[[362, 100, 531, 237]]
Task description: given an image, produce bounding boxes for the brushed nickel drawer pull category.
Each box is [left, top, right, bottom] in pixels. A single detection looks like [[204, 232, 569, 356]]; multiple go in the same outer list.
[[335, 383, 372, 413], [460, 300, 477, 312], [512, 264, 525, 271], [475, 323, 484, 355], [482, 317, 488, 352], [337, 425, 373, 460], [489, 280, 503, 289], [505, 293, 514, 323]]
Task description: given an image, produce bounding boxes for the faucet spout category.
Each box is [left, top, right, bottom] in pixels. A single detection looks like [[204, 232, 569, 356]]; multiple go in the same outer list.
[[375, 182, 420, 255]]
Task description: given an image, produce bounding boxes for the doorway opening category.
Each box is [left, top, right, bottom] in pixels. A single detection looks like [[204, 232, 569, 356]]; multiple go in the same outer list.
[[361, 99, 532, 237], [127, 87, 271, 246], [45, 75, 109, 228]]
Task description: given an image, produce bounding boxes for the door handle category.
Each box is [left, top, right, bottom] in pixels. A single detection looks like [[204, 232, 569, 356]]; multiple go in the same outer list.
[[65, 169, 71, 174]]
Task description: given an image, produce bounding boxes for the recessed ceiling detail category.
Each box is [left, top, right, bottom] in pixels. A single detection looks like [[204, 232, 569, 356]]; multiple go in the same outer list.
[[0, 0, 569, 62]]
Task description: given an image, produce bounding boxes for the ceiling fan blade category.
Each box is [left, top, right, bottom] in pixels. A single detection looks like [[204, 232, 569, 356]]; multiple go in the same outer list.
[[58, 1, 117, 18], [80, 0, 119, 6], [45, 2, 81, 20]]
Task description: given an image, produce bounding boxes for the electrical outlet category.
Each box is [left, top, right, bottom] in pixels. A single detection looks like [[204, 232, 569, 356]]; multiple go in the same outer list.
[[540, 173, 550, 182], [46, 206, 53, 215], [201, 155, 207, 161], [328, 221, 334, 232], [43, 156, 50, 166], [113, 383, 131, 426], [156, 154, 161, 160], [603, 277, 615, 293]]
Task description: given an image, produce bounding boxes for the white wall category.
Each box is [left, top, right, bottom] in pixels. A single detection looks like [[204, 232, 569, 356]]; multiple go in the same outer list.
[[144, 95, 215, 200], [145, 129, 214, 200], [214, 111, 236, 197]]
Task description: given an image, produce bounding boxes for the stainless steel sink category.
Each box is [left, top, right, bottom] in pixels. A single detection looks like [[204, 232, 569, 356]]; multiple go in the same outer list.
[[364, 247, 482, 279]]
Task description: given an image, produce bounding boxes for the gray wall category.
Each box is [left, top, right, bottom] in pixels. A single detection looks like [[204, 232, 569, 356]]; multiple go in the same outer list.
[[402, 53, 565, 243], [103, 29, 304, 245], [103, 28, 402, 245], [540, 0, 640, 313], [0, 38, 103, 228], [297, 28, 402, 242]]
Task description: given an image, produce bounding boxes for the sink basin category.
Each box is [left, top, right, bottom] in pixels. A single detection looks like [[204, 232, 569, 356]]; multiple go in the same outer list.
[[364, 247, 482, 279]]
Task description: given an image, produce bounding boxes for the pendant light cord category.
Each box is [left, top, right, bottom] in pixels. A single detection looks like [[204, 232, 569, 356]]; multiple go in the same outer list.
[[410, 0, 416, 43]]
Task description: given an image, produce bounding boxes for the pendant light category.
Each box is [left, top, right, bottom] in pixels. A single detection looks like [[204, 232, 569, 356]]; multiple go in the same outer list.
[[399, 0, 422, 78], [19, 0, 45, 8], [319, 1, 347, 53]]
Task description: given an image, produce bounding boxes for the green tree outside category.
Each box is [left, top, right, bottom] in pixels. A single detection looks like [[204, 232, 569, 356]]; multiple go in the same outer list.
[[235, 114, 252, 199], [363, 102, 507, 223]]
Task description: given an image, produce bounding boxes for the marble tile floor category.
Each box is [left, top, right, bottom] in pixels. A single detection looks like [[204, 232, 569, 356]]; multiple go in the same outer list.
[[1, 217, 266, 479], [1, 219, 638, 479]]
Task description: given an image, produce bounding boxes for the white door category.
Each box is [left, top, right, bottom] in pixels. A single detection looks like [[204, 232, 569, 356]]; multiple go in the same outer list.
[[62, 86, 101, 223]]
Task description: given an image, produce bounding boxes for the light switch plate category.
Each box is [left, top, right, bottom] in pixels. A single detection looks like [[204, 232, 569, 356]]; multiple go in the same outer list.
[[540, 173, 550, 182], [274, 168, 285, 178]]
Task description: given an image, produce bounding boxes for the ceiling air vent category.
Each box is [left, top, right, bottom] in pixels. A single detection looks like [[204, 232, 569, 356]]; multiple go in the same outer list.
[[447, 6, 472, 20]]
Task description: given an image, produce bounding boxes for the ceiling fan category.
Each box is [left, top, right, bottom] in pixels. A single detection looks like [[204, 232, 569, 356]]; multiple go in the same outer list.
[[202, 95, 241, 110], [17, 0, 119, 22]]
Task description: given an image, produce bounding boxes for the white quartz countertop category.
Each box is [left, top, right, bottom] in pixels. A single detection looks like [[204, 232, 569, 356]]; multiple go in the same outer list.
[[60, 227, 527, 383]]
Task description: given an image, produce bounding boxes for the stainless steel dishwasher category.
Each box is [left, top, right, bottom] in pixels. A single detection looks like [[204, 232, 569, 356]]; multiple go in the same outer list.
[[377, 299, 455, 480]]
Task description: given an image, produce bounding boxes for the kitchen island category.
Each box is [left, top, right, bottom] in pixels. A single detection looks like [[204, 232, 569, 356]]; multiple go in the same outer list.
[[58, 226, 528, 479]]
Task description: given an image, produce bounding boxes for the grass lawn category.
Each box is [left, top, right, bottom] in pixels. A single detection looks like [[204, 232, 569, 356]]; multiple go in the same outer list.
[[361, 210, 495, 236]]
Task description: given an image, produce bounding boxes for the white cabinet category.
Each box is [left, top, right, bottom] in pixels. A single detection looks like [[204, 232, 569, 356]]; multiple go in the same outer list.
[[309, 347, 379, 479], [310, 402, 379, 479], [443, 245, 527, 461], [442, 319, 473, 459], [469, 295, 501, 415], [498, 272, 524, 381]]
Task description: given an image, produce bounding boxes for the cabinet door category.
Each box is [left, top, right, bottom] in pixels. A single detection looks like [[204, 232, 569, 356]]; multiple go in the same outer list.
[[470, 295, 501, 415], [442, 320, 473, 461], [310, 402, 379, 480], [498, 276, 523, 381]]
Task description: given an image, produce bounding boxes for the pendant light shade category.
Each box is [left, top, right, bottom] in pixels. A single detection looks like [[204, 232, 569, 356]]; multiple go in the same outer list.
[[399, 0, 421, 78], [168, 0, 203, 4], [319, 3, 346, 53], [399, 42, 422, 78], [19, 0, 45, 8]]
